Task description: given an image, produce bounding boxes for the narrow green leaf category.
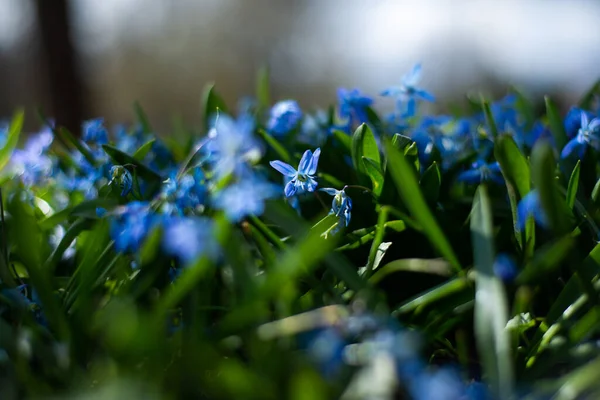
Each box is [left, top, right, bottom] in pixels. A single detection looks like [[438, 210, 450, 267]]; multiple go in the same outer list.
[[494, 134, 533, 254], [39, 198, 118, 230], [102, 144, 162, 183], [566, 160, 581, 210], [0, 109, 23, 172], [370, 258, 453, 284], [44, 218, 94, 274], [384, 138, 461, 272], [545, 96, 568, 151], [420, 162, 441, 205], [133, 101, 152, 134], [531, 141, 572, 234], [332, 129, 352, 154], [352, 123, 381, 178], [393, 276, 472, 316], [202, 83, 228, 131], [517, 235, 575, 284], [256, 66, 271, 110], [257, 128, 291, 164], [482, 99, 499, 139], [58, 127, 96, 167], [361, 156, 384, 197], [470, 185, 513, 399], [133, 139, 156, 161]]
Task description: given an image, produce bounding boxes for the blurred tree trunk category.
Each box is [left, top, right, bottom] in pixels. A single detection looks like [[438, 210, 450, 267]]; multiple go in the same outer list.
[[35, 0, 86, 135]]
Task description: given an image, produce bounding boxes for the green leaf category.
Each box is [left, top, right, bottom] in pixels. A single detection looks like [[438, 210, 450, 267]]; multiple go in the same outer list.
[[517, 235, 575, 284], [256, 66, 271, 110], [370, 258, 453, 284], [39, 198, 119, 230], [133, 101, 152, 134], [257, 128, 291, 164], [566, 160, 581, 210], [352, 123, 381, 179], [0, 109, 23, 173], [102, 144, 162, 183], [58, 127, 97, 167], [133, 139, 156, 161], [384, 138, 461, 272], [362, 156, 384, 197], [545, 96, 568, 151], [202, 83, 228, 132], [393, 276, 472, 316], [578, 79, 600, 110], [391, 133, 412, 151], [332, 129, 352, 154], [44, 218, 94, 274], [494, 134, 533, 254], [482, 99, 499, 139], [403, 141, 420, 173], [420, 162, 441, 205], [531, 140, 572, 234], [470, 185, 513, 399]]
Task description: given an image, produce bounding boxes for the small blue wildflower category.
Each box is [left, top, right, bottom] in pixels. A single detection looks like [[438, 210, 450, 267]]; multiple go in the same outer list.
[[270, 148, 321, 197], [302, 328, 346, 379], [517, 190, 549, 231], [110, 201, 157, 253], [161, 216, 218, 265], [298, 110, 329, 146], [457, 160, 503, 185], [320, 187, 352, 231], [205, 113, 263, 178], [337, 88, 373, 128], [10, 127, 54, 186], [267, 100, 303, 136], [564, 107, 596, 139], [82, 118, 109, 145], [381, 64, 435, 118], [96, 207, 107, 217], [560, 111, 600, 159], [160, 168, 207, 214], [212, 175, 279, 222], [109, 165, 133, 197], [493, 253, 518, 282], [0, 122, 7, 148]]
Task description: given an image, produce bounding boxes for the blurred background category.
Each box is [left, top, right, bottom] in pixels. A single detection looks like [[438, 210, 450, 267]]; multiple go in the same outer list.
[[1, 0, 600, 133]]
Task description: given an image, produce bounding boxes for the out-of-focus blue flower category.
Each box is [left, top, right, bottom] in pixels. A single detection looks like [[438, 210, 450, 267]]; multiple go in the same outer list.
[[267, 100, 303, 136], [205, 113, 262, 179], [410, 367, 468, 400], [10, 127, 54, 186], [161, 216, 218, 265], [337, 88, 373, 128], [298, 110, 329, 146], [270, 148, 321, 197], [517, 190, 549, 231], [82, 118, 109, 145], [115, 124, 149, 154], [560, 111, 600, 159], [0, 122, 8, 148], [160, 168, 207, 214], [212, 175, 279, 222], [564, 107, 596, 139], [320, 187, 352, 232], [304, 328, 346, 379], [110, 201, 157, 253], [109, 165, 133, 197], [381, 64, 435, 118], [96, 207, 107, 217], [457, 160, 503, 185], [493, 253, 518, 282]]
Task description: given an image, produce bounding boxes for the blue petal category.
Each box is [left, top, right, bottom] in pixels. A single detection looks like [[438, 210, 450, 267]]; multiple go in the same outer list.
[[270, 160, 297, 177], [297, 149, 313, 174], [581, 111, 589, 130], [415, 89, 435, 102], [457, 169, 482, 184], [560, 138, 586, 159], [589, 118, 600, 132], [517, 190, 549, 231], [284, 179, 297, 197], [493, 253, 518, 282], [402, 63, 422, 87], [307, 148, 321, 175]]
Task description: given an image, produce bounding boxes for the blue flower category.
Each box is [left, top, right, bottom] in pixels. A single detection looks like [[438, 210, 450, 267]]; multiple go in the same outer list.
[[337, 88, 373, 128], [516, 190, 549, 231], [82, 118, 109, 145], [381, 64, 435, 118], [493, 253, 518, 282], [564, 107, 595, 139], [109, 165, 133, 197], [457, 160, 503, 185], [270, 148, 321, 197], [560, 111, 600, 159], [9, 127, 54, 186], [205, 113, 262, 178], [267, 100, 303, 136], [160, 168, 207, 214], [110, 201, 157, 253], [212, 175, 279, 222], [161, 216, 218, 265], [320, 187, 352, 231]]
